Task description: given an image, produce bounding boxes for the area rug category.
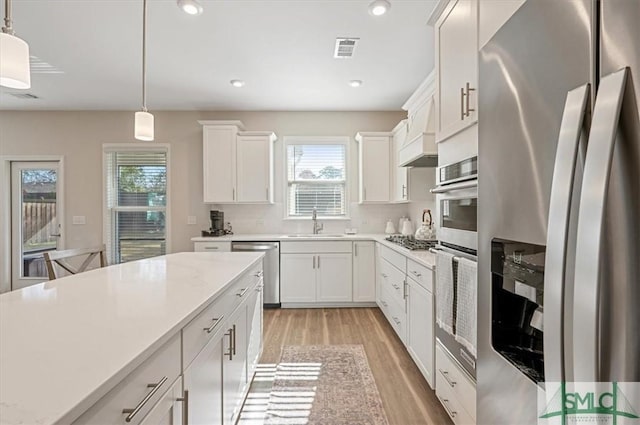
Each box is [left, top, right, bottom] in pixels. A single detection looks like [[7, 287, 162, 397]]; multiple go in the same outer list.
[[264, 345, 390, 425]]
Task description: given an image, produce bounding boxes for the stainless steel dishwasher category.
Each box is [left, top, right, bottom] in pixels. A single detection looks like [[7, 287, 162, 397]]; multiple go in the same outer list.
[[231, 241, 280, 308]]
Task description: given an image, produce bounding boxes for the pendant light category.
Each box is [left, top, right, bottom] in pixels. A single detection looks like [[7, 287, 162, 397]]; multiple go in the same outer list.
[[0, 0, 31, 89], [135, 0, 154, 141]]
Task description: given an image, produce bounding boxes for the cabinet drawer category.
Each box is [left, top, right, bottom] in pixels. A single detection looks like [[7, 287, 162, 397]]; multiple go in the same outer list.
[[378, 244, 407, 272], [407, 259, 433, 293], [183, 264, 261, 367], [378, 286, 406, 343], [436, 370, 476, 425], [280, 241, 352, 254], [73, 334, 181, 425], [379, 258, 407, 308], [436, 343, 476, 420], [194, 241, 232, 252]]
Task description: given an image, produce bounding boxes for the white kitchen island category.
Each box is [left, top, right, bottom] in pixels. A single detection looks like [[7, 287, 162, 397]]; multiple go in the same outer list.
[[0, 252, 264, 425]]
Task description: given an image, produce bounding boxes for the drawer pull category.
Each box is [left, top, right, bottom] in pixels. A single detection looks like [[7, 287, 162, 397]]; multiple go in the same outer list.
[[392, 316, 401, 325], [236, 288, 249, 298], [403, 280, 408, 300], [204, 247, 219, 250], [232, 324, 237, 355], [411, 270, 422, 278], [391, 283, 400, 290], [441, 398, 457, 418], [254, 271, 264, 278], [203, 316, 224, 334], [439, 369, 457, 387], [122, 376, 168, 422], [224, 328, 234, 360], [177, 390, 189, 424]]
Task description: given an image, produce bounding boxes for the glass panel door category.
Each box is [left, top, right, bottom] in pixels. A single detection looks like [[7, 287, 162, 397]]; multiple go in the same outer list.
[[11, 161, 62, 289]]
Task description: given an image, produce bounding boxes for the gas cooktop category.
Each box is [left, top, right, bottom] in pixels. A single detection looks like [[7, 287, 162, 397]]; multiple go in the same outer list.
[[385, 235, 438, 251]]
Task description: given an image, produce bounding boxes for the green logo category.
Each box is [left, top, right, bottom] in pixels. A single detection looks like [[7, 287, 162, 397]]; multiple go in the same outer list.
[[539, 382, 639, 425]]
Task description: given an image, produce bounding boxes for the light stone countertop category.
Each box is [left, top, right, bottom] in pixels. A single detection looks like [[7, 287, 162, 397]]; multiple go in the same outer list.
[[191, 233, 437, 269], [0, 252, 263, 425]]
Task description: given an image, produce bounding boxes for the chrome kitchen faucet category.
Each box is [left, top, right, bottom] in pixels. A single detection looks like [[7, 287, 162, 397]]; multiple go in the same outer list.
[[311, 207, 323, 234]]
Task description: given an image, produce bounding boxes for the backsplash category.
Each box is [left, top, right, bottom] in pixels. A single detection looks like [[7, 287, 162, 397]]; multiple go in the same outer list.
[[209, 202, 411, 235]]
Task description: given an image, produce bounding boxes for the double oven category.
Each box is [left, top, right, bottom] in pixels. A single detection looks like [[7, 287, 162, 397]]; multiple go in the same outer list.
[[431, 155, 478, 379]]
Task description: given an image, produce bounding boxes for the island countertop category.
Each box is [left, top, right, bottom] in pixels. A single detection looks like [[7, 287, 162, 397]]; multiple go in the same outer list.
[[0, 252, 263, 425]]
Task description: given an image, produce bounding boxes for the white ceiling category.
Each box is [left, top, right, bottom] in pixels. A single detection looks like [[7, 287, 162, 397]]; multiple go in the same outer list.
[[0, 0, 437, 111]]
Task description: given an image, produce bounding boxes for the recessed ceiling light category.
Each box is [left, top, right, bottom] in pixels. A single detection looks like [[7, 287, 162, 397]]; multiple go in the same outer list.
[[177, 0, 203, 15], [349, 80, 363, 88], [368, 0, 391, 16], [230, 80, 245, 88]]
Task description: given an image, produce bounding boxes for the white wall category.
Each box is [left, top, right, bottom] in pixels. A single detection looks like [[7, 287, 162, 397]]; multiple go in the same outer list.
[[0, 110, 433, 291]]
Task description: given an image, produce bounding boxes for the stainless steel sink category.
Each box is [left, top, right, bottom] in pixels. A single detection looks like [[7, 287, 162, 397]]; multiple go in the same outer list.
[[285, 234, 345, 238]]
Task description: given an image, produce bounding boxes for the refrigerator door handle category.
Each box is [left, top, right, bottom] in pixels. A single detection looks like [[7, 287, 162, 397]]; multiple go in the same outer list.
[[543, 83, 590, 383], [573, 68, 628, 381]]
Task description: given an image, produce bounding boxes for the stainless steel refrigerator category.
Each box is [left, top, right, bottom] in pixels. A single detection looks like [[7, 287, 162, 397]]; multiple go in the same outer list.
[[478, 0, 640, 423]]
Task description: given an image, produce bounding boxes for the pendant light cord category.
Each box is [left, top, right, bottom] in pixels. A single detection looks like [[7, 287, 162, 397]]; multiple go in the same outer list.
[[2, 0, 14, 34], [142, 0, 148, 112]]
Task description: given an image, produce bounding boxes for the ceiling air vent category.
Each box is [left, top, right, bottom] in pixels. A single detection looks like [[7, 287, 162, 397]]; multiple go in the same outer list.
[[9, 93, 40, 100], [334, 38, 359, 59]]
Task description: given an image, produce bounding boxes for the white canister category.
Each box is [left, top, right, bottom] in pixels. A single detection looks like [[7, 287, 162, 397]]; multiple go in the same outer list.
[[401, 219, 414, 236], [385, 220, 397, 234]]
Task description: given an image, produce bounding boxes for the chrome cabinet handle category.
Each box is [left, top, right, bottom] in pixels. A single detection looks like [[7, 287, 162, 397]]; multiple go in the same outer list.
[[122, 376, 168, 422], [203, 315, 224, 333], [177, 390, 189, 425], [204, 246, 219, 250], [224, 329, 233, 360], [465, 82, 476, 117], [460, 87, 465, 120], [402, 184, 407, 199], [236, 288, 249, 297], [266, 187, 269, 200], [233, 188, 236, 201], [403, 280, 408, 300], [354, 244, 358, 257], [439, 369, 457, 387], [411, 270, 422, 278], [255, 284, 263, 292], [232, 324, 237, 356], [254, 271, 264, 278], [392, 316, 401, 325], [391, 283, 400, 290], [441, 398, 457, 418], [313, 256, 316, 269]]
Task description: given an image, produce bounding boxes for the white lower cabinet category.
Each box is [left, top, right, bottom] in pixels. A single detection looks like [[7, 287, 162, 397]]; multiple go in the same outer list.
[[140, 377, 184, 425], [222, 305, 249, 425], [246, 283, 263, 379], [353, 241, 376, 302], [406, 277, 435, 388], [183, 336, 224, 425], [280, 242, 354, 305]]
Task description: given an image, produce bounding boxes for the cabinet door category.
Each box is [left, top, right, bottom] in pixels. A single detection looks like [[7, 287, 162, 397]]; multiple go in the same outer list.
[[280, 254, 316, 303], [353, 242, 376, 302], [183, 335, 223, 425], [392, 124, 409, 202], [223, 306, 248, 425], [139, 377, 183, 425], [236, 135, 271, 203], [203, 126, 236, 203], [246, 283, 263, 380], [407, 278, 435, 389], [316, 253, 353, 302], [436, 0, 478, 142], [359, 136, 391, 203]]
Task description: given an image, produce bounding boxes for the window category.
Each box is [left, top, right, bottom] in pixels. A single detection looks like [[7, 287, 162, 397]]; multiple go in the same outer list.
[[286, 139, 348, 218], [105, 148, 168, 264]]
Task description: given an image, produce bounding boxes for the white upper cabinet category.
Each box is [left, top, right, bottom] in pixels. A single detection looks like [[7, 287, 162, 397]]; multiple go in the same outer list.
[[200, 121, 276, 204], [430, 0, 478, 143], [356, 132, 392, 203], [391, 121, 409, 203], [236, 132, 276, 203]]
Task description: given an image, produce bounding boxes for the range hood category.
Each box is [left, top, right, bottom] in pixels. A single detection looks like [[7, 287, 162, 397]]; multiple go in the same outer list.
[[398, 72, 438, 167]]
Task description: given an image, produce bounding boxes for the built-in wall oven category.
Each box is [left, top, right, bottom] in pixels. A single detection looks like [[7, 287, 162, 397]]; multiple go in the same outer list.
[[432, 156, 478, 253]]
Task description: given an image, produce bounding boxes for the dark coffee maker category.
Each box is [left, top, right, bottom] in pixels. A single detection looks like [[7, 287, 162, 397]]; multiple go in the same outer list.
[[202, 210, 225, 236]]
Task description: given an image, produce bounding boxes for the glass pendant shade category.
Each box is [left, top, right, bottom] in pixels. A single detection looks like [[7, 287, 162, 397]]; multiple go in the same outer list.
[[0, 32, 31, 89], [135, 111, 154, 141]]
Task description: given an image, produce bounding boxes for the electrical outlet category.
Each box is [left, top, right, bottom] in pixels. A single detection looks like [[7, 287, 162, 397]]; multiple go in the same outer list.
[[72, 216, 86, 225], [187, 216, 197, 225]]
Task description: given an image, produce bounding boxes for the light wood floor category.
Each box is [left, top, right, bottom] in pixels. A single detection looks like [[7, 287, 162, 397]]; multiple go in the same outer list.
[[260, 307, 452, 425]]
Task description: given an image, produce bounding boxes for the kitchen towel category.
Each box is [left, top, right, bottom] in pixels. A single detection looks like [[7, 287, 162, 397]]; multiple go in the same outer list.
[[455, 257, 478, 357], [435, 251, 456, 335]]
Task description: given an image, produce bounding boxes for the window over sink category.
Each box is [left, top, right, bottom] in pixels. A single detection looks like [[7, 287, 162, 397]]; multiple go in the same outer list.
[[104, 145, 169, 264], [285, 137, 348, 218]]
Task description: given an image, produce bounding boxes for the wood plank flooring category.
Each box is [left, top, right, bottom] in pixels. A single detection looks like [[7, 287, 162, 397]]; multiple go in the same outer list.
[[259, 307, 452, 425]]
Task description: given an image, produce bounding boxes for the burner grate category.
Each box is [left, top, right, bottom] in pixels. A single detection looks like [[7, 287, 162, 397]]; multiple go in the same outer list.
[[385, 235, 437, 251]]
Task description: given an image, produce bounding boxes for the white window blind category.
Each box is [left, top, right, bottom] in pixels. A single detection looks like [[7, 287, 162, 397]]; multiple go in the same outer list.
[[286, 143, 347, 217], [105, 150, 167, 264]]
